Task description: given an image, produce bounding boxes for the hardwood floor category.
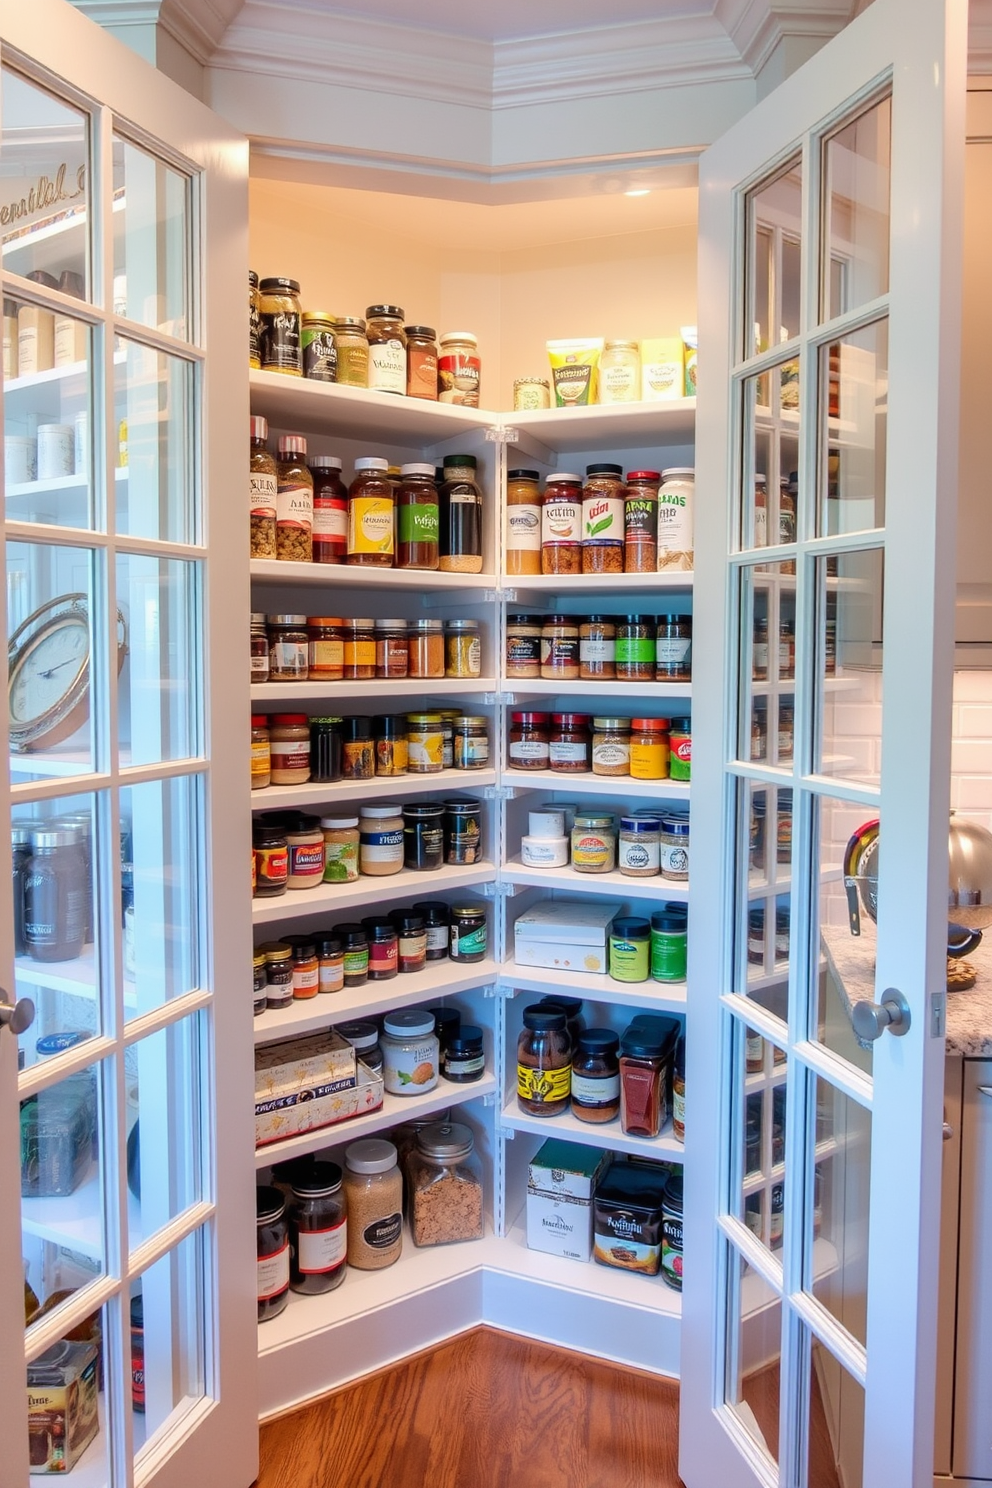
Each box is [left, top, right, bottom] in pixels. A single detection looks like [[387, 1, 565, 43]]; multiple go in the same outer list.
[[255, 1326, 684, 1488]]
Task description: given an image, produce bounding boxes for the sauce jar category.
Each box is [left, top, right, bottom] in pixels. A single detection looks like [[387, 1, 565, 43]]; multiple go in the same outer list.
[[591, 717, 631, 777], [450, 903, 487, 962], [571, 812, 616, 874], [409, 618, 445, 679], [268, 615, 308, 682], [307, 617, 344, 681], [260, 940, 293, 1009], [258, 277, 302, 377], [616, 615, 655, 681], [359, 805, 404, 876], [630, 717, 670, 779], [251, 613, 270, 683], [405, 325, 438, 400], [549, 712, 591, 773], [656, 615, 692, 681], [320, 816, 360, 882], [541, 474, 583, 574], [301, 310, 337, 382], [414, 901, 450, 961], [342, 717, 375, 780], [285, 816, 324, 889], [269, 714, 311, 786], [444, 798, 483, 865], [288, 937, 319, 998], [342, 619, 376, 680], [375, 620, 409, 681], [249, 416, 277, 558], [373, 714, 409, 776], [309, 455, 348, 564], [347, 459, 394, 566], [391, 911, 427, 974], [442, 1026, 485, 1083], [582, 464, 625, 573], [403, 802, 445, 871], [454, 715, 489, 770], [445, 619, 482, 678], [256, 1186, 290, 1321], [505, 468, 542, 576], [249, 270, 261, 368], [571, 1029, 621, 1123], [406, 712, 444, 774], [579, 615, 616, 680], [275, 435, 313, 562], [437, 331, 481, 406], [517, 1005, 571, 1117], [343, 1139, 402, 1271], [362, 917, 399, 980], [366, 304, 407, 395], [669, 718, 692, 781], [505, 614, 542, 679], [333, 316, 369, 386], [540, 614, 580, 680], [315, 933, 345, 994], [381, 1010, 439, 1095], [618, 816, 661, 878], [624, 471, 659, 571], [251, 715, 271, 790], [339, 924, 369, 987], [396, 463, 439, 569], [288, 1162, 347, 1294], [253, 826, 288, 898], [508, 711, 550, 771]]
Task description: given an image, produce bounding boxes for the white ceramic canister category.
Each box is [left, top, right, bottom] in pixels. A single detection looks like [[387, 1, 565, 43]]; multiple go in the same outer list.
[[520, 835, 569, 868], [5, 434, 36, 485], [528, 808, 566, 839], [37, 423, 75, 481], [657, 467, 694, 571]]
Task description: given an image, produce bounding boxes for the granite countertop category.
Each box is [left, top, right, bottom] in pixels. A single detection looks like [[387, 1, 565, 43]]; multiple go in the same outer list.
[[821, 917, 992, 1058]]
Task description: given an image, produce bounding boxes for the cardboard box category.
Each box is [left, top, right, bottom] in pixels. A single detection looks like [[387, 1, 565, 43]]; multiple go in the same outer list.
[[526, 1188, 595, 1262], [255, 1029, 355, 1101], [640, 337, 684, 401], [255, 1061, 382, 1148], [513, 900, 621, 974], [528, 1138, 610, 1201], [27, 1339, 99, 1473]]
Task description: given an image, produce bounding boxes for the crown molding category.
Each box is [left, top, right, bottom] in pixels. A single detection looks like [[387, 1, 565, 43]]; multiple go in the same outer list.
[[71, 1, 163, 26], [159, 0, 245, 64], [714, 0, 853, 75]]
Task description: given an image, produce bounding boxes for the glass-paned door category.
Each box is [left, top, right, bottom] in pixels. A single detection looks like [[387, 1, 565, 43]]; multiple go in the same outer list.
[[682, 2, 964, 1485], [0, 4, 257, 1484]]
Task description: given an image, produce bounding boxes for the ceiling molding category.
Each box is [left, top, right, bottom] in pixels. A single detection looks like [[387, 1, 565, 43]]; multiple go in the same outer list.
[[71, 1, 164, 26], [714, 0, 854, 75], [159, 0, 246, 64]]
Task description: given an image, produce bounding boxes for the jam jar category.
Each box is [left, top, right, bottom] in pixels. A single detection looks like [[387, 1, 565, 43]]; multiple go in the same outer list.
[[508, 711, 550, 771], [549, 713, 591, 773], [366, 304, 407, 394], [256, 1186, 290, 1321]]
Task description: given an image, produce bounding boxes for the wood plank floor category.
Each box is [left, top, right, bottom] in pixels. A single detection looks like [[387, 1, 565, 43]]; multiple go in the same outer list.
[[255, 1327, 684, 1488]]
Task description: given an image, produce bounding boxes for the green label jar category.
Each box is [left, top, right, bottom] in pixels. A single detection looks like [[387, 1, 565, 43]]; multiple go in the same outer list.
[[608, 916, 651, 982], [650, 911, 688, 981]]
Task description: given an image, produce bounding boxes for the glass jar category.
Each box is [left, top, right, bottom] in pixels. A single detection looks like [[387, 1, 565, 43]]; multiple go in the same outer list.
[[571, 1029, 621, 1122], [505, 468, 542, 576], [320, 815, 359, 882], [301, 310, 337, 382], [778, 701, 795, 762], [609, 916, 652, 980], [753, 616, 769, 680], [438, 455, 484, 573], [408, 1122, 484, 1246], [437, 331, 480, 406], [618, 816, 661, 878], [629, 717, 670, 779], [660, 814, 690, 881], [342, 618, 376, 680], [362, 918, 399, 981], [404, 324, 438, 399], [251, 613, 270, 683], [275, 435, 313, 562], [513, 376, 551, 410], [669, 717, 692, 781], [285, 816, 324, 890], [406, 712, 444, 773], [339, 924, 369, 987], [347, 458, 394, 565], [445, 619, 482, 678], [599, 340, 641, 404], [343, 1139, 402, 1271], [409, 618, 445, 679], [619, 1029, 666, 1138], [454, 715, 489, 770], [375, 620, 409, 681], [442, 1026, 484, 1083], [779, 619, 795, 679], [288, 1163, 347, 1294], [267, 615, 308, 682], [251, 715, 271, 790], [414, 901, 450, 961], [651, 909, 688, 982], [579, 615, 616, 680], [359, 804, 404, 876], [508, 711, 550, 771], [366, 304, 407, 394], [505, 613, 542, 679], [287, 937, 319, 999], [256, 1187, 290, 1322], [591, 716, 630, 777], [252, 949, 267, 1016], [549, 712, 591, 773], [661, 1173, 684, 1288], [260, 940, 293, 1010], [372, 714, 409, 776], [616, 615, 655, 681], [253, 827, 288, 899], [582, 464, 625, 573], [381, 1010, 439, 1095], [656, 614, 692, 681], [307, 617, 344, 681], [342, 717, 375, 780], [541, 474, 583, 574], [450, 903, 487, 962], [310, 717, 343, 783], [249, 270, 261, 368], [391, 911, 427, 974], [439, 711, 459, 770], [315, 934, 344, 994], [657, 468, 695, 571], [269, 714, 311, 786], [540, 614, 580, 680], [571, 812, 616, 874], [333, 316, 369, 387], [258, 277, 302, 376], [395, 464, 439, 569], [444, 797, 483, 866], [337, 1020, 382, 1074], [309, 455, 348, 565], [624, 471, 659, 572], [249, 415, 277, 558], [517, 1005, 571, 1117], [403, 802, 445, 871], [754, 473, 768, 547]]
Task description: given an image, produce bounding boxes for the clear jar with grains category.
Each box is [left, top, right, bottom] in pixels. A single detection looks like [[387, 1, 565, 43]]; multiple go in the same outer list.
[[624, 471, 659, 572], [660, 814, 690, 881], [540, 614, 579, 680], [657, 468, 695, 572], [571, 812, 617, 874], [582, 464, 625, 574], [366, 305, 407, 395], [267, 615, 309, 681], [343, 1139, 403, 1271], [408, 1122, 484, 1247], [347, 458, 394, 566], [580, 615, 616, 680], [656, 615, 692, 682], [445, 619, 481, 678], [505, 614, 542, 680], [249, 416, 277, 558], [549, 712, 591, 773], [333, 317, 369, 387], [275, 436, 313, 562], [541, 474, 582, 574], [619, 816, 661, 878], [310, 455, 348, 565], [616, 616, 655, 681], [505, 468, 542, 576], [269, 713, 311, 785], [409, 618, 445, 679], [592, 716, 630, 777], [405, 325, 438, 400], [375, 620, 409, 680], [258, 277, 301, 376], [599, 340, 640, 403]]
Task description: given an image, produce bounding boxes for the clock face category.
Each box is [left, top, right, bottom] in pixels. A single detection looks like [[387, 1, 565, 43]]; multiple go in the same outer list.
[[9, 615, 90, 731]]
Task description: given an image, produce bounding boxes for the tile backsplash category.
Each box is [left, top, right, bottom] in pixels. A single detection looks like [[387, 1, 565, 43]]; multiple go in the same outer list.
[[951, 669, 992, 828]]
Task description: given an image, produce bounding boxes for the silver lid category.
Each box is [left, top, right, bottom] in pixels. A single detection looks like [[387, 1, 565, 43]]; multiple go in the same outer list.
[[31, 826, 82, 849], [266, 614, 307, 625], [344, 1137, 397, 1174], [415, 1120, 474, 1160]]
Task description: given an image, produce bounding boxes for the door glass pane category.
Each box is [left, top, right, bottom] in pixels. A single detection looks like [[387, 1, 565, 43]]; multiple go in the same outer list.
[[117, 554, 201, 765], [807, 1333, 865, 1488], [741, 371, 802, 551], [815, 548, 883, 785], [123, 776, 202, 1020], [114, 135, 190, 339], [746, 156, 803, 356], [818, 319, 888, 536], [738, 561, 797, 763], [135, 1227, 207, 1458], [737, 779, 792, 1015], [128, 1014, 204, 1250], [740, 1034, 788, 1257], [114, 340, 195, 543], [0, 69, 89, 294], [814, 792, 876, 1074], [807, 1076, 870, 1348], [822, 95, 891, 322], [725, 1243, 781, 1467], [26, 1302, 109, 1481], [21, 1058, 107, 1281]]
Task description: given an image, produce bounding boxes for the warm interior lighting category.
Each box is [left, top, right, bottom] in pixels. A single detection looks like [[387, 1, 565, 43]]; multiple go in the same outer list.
[[625, 188, 651, 197]]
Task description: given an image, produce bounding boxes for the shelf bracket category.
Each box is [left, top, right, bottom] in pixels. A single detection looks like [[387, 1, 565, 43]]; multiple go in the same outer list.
[[485, 426, 517, 443], [483, 785, 517, 801], [498, 1126, 516, 1140]]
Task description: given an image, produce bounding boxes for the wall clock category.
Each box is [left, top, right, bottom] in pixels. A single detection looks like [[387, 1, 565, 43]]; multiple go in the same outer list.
[[8, 593, 128, 753]]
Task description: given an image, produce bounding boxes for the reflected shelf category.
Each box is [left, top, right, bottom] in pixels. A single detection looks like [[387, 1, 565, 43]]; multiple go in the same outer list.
[[250, 558, 497, 591], [505, 397, 695, 456], [503, 681, 692, 701], [506, 571, 693, 596], [249, 768, 497, 813], [251, 678, 497, 705], [21, 1160, 143, 1261]]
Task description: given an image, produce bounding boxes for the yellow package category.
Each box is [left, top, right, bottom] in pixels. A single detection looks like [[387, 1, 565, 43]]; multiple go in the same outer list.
[[547, 338, 603, 406], [681, 325, 698, 396], [640, 337, 684, 401]]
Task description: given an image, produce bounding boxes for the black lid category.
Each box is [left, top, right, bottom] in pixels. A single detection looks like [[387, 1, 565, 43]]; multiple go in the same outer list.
[[538, 995, 583, 1017], [361, 916, 396, 940], [256, 1184, 285, 1222], [508, 469, 540, 481], [372, 715, 408, 736], [291, 1160, 343, 1196], [448, 1024, 483, 1053], [620, 1024, 673, 1058], [650, 911, 686, 933], [663, 1172, 684, 1211], [259, 276, 301, 294], [403, 801, 445, 817], [443, 453, 477, 468], [342, 716, 371, 741], [427, 1005, 461, 1032], [585, 463, 623, 476], [748, 905, 765, 925], [674, 1034, 685, 1075], [249, 269, 259, 286], [443, 797, 482, 813], [26, 269, 59, 288], [403, 324, 436, 337], [337, 922, 369, 947], [576, 1027, 619, 1056], [366, 304, 404, 319], [390, 910, 426, 933], [621, 614, 653, 625], [286, 939, 316, 958], [611, 916, 651, 939], [314, 933, 343, 955], [412, 900, 450, 924], [522, 1004, 567, 1032], [130, 1294, 143, 1328]]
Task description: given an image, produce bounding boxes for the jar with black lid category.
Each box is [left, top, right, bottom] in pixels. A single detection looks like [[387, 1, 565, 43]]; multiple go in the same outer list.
[[390, 910, 427, 973], [443, 1026, 485, 1083], [413, 901, 449, 960], [366, 304, 407, 394], [438, 455, 484, 574], [616, 615, 656, 681], [249, 270, 261, 368], [403, 802, 445, 871], [536, 994, 584, 1052], [310, 717, 343, 783], [549, 712, 591, 773], [252, 949, 267, 1016], [337, 1019, 383, 1074], [571, 1028, 621, 1123], [338, 923, 369, 987], [508, 711, 550, 771], [517, 1005, 571, 1116], [261, 941, 293, 1008], [252, 823, 288, 898], [288, 1162, 347, 1294], [373, 714, 409, 776], [251, 613, 270, 682], [256, 1186, 290, 1321], [427, 1005, 461, 1059], [258, 278, 301, 376], [450, 903, 487, 962], [655, 614, 692, 681], [362, 917, 399, 980], [405, 325, 438, 400], [342, 716, 375, 780], [444, 797, 483, 865]]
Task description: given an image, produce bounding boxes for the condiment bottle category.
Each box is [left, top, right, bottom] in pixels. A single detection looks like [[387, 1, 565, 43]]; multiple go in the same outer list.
[[381, 1010, 439, 1094], [517, 1005, 571, 1116], [437, 331, 481, 405], [438, 455, 484, 573], [619, 1024, 669, 1138], [309, 455, 348, 564], [505, 468, 542, 576], [275, 435, 313, 562], [257, 277, 302, 376], [365, 304, 407, 394], [396, 463, 439, 569], [541, 474, 583, 574], [347, 457, 394, 566], [505, 614, 542, 680], [405, 324, 438, 399], [249, 415, 277, 558], [307, 617, 344, 681], [24, 826, 86, 962], [301, 310, 338, 382], [571, 1029, 621, 1123], [657, 468, 695, 571]]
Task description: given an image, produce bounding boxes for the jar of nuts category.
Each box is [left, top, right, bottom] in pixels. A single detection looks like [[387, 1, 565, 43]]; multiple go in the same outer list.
[[275, 435, 313, 562], [249, 416, 277, 557], [408, 1121, 484, 1248]]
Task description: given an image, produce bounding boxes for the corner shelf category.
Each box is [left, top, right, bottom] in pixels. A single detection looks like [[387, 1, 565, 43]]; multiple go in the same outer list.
[[500, 1100, 684, 1161], [250, 768, 496, 813], [251, 678, 497, 705], [503, 769, 689, 802], [499, 960, 687, 1012], [249, 369, 499, 444], [251, 861, 497, 926], [501, 859, 689, 903], [250, 558, 497, 592]]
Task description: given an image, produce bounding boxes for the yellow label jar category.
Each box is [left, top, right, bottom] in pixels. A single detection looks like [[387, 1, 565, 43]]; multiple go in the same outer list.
[[570, 813, 617, 873], [347, 457, 394, 565], [629, 717, 670, 779], [406, 713, 445, 774]]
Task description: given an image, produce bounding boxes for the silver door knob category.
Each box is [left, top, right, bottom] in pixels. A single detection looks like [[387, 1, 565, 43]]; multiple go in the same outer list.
[[0, 989, 35, 1036], [851, 988, 911, 1042]]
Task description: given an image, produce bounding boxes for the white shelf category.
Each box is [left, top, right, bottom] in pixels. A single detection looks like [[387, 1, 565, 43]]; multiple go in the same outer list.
[[21, 1161, 143, 1259], [502, 769, 690, 802], [250, 557, 496, 591], [9, 743, 96, 779], [501, 1100, 684, 1161], [505, 398, 696, 455], [4, 358, 89, 394], [502, 858, 689, 902], [500, 959, 687, 1011], [251, 677, 497, 705], [503, 680, 691, 700], [250, 369, 499, 444], [251, 860, 497, 925], [250, 768, 496, 813], [505, 571, 693, 595], [253, 957, 498, 1043], [254, 1071, 497, 1167], [501, 1220, 682, 1317], [16, 943, 100, 998]]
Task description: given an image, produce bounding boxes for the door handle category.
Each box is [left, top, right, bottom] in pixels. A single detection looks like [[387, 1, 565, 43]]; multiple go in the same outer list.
[[851, 988, 911, 1042], [0, 987, 35, 1037], [943, 1122, 954, 1141]]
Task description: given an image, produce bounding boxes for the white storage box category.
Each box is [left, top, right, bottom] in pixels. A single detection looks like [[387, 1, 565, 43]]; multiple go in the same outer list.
[[513, 900, 621, 974], [526, 1189, 595, 1262], [255, 1029, 355, 1100]]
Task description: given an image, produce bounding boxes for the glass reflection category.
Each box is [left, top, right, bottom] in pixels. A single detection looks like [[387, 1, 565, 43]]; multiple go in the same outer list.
[[4, 301, 94, 527], [822, 95, 891, 323], [815, 548, 883, 786], [818, 319, 888, 536], [117, 553, 200, 765], [807, 1078, 871, 1349], [807, 1333, 865, 1488], [741, 372, 802, 553], [135, 1229, 206, 1457], [813, 792, 876, 1073], [123, 776, 201, 1019], [114, 135, 190, 339], [128, 1013, 204, 1248], [114, 340, 195, 543], [746, 155, 803, 356], [0, 69, 89, 294], [21, 1061, 107, 1282], [725, 1243, 782, 1467]]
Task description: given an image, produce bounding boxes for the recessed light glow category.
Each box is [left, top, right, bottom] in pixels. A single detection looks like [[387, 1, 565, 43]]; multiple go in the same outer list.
[[625, 188, 651, 197]]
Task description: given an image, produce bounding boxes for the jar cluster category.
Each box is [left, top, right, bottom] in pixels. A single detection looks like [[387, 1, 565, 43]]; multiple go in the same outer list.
[[505, 466, 693, 576], [508, 712, 691, 781], [505, 613, 691, 684], [250, 421, 485, 573], [250, 712, 490, 791], [253, 613, 486, 685], [516, 801, 690, 883], [252, 799, 487, 897], [251, 276, 481, 405]]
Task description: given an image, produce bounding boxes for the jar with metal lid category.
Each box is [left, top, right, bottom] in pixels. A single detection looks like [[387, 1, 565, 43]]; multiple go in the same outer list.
[[437, 331, 480, 406], [409, 1121, 484, 1246], [591, 717, 630, 777], [619, 816, 661, 878], [373, 619, 409, 681], [249, 415, 277, 558], [506, 468, 542, 576], [541, 474, 583, 574], [414, 901, 450, 960], [315, 934, 344, 994], [253, 949, 267, 1015], [310, 717, 343, 783], [359, 804, 403, 876], [251, 613, 270, 683], [301, 311, 337, 382], [309, 455, 348, 564], [582, 464, 625, 573], [624, 471, 659, 572], [269, 714, 311, 785], [513, 376, 550, 410], [366, 305, 407, 394], [347, 458, 394, 566], [406, 712, 444, 773], [381, 1010, 439, 1095], [267, 615, 308, 682], [438, 455, 484, 573], [656, 614, 692, 681], [508, 711, 550, 771], [307, 617, 344, 681], [669, 717, 692, 781], [598, 339, 640, 403], [333, 316, 369, 387], [540, 614, 579, 680], [339, 924, 369, 987], [258, 277, 302, 376], [517, 1004, 571, 1116], [260, 940, 293, 1008], [337, 1020, 382, 1074], [362, 917, 399, 980], [579, 616, 616, 680], [571, 812, 616, 874], [285, 816, 324, 889], [342, 618, 376, 680], [454, 715, 489, 770], [404, 325, 438, 399], [257, 1186, 290, 1321], [343, 1139, 402, 1270], [549, 712, 591, 773], [408, 617, 445, 679], [506, 613, 542, 679], [249, 270, 261, 368], [616, 615, 655, 681], [444, 797, 482, 866], [395, 464, 439, 569], [253, 827, 288, 899], [321, 815, 359, 882], [275, 435, 313, 562], [660, 814, 690, 881], [288, 1162, 346, 1294], [629, 717, 669, 779], [445, 619, 481, 678], [571, 1029, 621, 1122], [403, 802, 445, 871], [657, 468, 695, 571], [388, 911, 427, 974], [342, 717, 375, 780], [251, 716, 271, 790], [372, 714, 409, 776], [450, 903, 487, 962]]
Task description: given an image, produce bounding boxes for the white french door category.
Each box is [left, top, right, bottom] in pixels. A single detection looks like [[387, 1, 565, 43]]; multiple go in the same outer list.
[[682, 2, 965, 1486], [0, 3, 258, 1484]]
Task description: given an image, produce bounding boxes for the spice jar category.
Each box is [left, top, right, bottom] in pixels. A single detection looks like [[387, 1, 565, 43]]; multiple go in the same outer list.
[[444, 798, 482, 866], [571, 1029, 621, 1123], [253, 949, 267, 1015], [408, 618, 445, 679], [450, 903, 487, 962], [285, 817, 324, 889], [249, 416, 278, 558], [310, 455, 348, 564], [619, 1025, 670, 1137], [257, 1186, 290, 1321], [437, 331, 481, 406], [267, 615, 309, 682], [669, 718, 692, 781], [657, 468, 695, 571], [571, 812, 616, 874], [396, 464, 440, 570], [251, 715, 271, 790], [582, 464, 625, 573], [339, 924, 369, 987], [362, 917, 399, 980], [454, 715, 489, 770], [339, 618, 374, 681], [307, 617, 344, 681], [630, 717, 670, 779], [253, 826, 288, 899], [517, 1005, 571, 1117], [609, 916, 652, 980], [579, 615, 616, 680], [342, 717, 375, 779], [372, 714, 409, 775], [541, 474, 583, 574], [359, 804, 404, 876], [258, 277, 302, 376], [269, 714, 311, 786], [549, 712, 591, 773], [286, 937, 319, 999], [505, 614, 542, 680], [260, 940, 293, 1009], [414, 901, 450, 961], [599, 340, 641, 403], [373, 619, 409, 681], [381, 1010, 439, 1095], [406, 712, 445, 774], [616, 616, 655, 681], [391, 911, 427, 973], [591, 716, 630, 777], [508, 711, 550, 771], [310, 717, 343, 783], [334, 316, 369, 387], [276, 435, 313, 562], [403, 802, 445, 871], [409, 1122, 484, 1247], [347, 458, 394, 565], [438, 455, 484, 573], [505, 468, 542, 576], [656, 615, 692, 681], [624, 471, 659, 571], [321, 816, 359, 882], [619, 816, 661, 878], [405, 325, 438, 400], [660, 814, 690, 881], [288, 1163, 346, 1294], [540, 614, 580, 680], [366, 304, 407, 394], [315, 933, 344, 994], [249, 270, 261, 368], [337, 1020, 382, 1074], [513, 376, 550, 410], [251, 613, 270, 684], [301, 310, 337, 382], [439, 711, 459, 769], [445, 619, 482, 678], [343, 1139, 402, 1270], [651, 908, 688, 982]]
